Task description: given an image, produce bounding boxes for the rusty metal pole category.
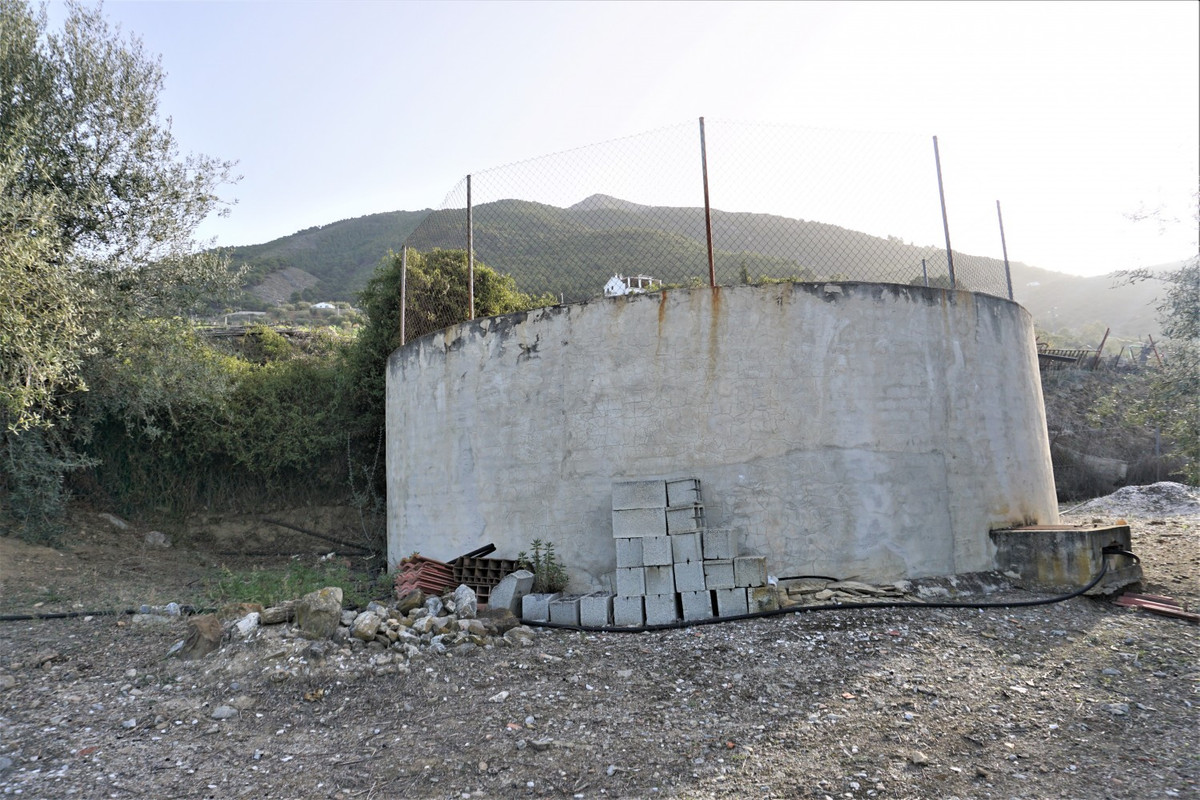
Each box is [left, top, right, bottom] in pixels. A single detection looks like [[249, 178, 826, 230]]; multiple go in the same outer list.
[[467, 175, 475, 320], [699, 117, 716, 287], [1147, 334, 1164, 366], [400, 245, 408, 346], [933, 136, 956, 289], [1091, 327, 1110, 370], [996, 200, 1013, 300]]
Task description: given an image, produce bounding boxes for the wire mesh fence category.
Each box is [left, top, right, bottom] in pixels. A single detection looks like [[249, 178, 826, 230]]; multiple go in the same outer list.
[[398, 118, 1015, 340]]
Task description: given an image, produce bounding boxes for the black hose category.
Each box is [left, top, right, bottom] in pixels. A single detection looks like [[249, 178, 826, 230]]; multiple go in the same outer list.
[[0, 605, 210, 623], [524, 546, 1135, 634]]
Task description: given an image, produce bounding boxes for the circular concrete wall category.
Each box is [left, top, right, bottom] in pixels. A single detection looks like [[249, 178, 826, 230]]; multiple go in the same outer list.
[[386, 282, 1058, 587]]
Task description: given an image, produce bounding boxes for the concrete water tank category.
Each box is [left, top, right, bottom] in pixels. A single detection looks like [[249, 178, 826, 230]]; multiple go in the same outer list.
[[386, 282, 1058, 587]]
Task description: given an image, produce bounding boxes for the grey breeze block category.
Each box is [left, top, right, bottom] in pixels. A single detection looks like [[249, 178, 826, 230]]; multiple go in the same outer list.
[[703, 559, 736, 590], [674, 560, 706, 593], [487, 569, 535, 614], [671, 531, 702, 563], [642, 536, 673, 566], [715, 587, 749, 617], [665, 478, 702, 507], [613, 595, 645, 627], [615, 537, 644, 568], [666, 504, 705, 534], [644, 593, 679, 625], [680, 590, 714, 621], [644, 565, 676, 596], [612, 479, 667, 510], [702, 528, 737, 560], [521, 592, 562, 623], [735, 556, 768, 588], [612, 507, 667, 538], [579, 593, 614, 627], [615, 567, 646, 597], [548, 595, 582, 626]]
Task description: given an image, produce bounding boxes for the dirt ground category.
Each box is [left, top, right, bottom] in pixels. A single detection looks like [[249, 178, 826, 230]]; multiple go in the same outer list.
[[1, 495, 1197, 800]]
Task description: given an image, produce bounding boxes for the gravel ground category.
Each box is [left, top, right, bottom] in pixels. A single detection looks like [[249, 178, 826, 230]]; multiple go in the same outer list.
[[1, 490, 1197, 800]]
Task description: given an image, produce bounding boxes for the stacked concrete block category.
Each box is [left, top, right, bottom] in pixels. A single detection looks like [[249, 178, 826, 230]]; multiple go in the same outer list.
[[644, 565, 675, 596], [642, 535, 673, 566], [607, 476, 774, 627], [521, 592, 562, 623], [613, 595, 645, 626], [702, 529, 737, 560], [644, 593, 680, 625], [715, 587, 749, 617], [580, 592, 613, 627], [549, 595, 582, 626], [703, 559, 735, 590], [734, 556, 768, 588]]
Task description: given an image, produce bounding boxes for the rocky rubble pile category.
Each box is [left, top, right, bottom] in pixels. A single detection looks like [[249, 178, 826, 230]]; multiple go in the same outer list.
[[163, 582, 542, 667]]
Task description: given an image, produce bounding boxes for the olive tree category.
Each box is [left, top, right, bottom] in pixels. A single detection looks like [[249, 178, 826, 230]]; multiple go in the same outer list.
[[0, 0, 238, 537]]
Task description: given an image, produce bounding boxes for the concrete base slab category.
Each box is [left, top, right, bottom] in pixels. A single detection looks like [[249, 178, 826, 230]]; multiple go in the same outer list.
[[990, 524, 1142, 595]]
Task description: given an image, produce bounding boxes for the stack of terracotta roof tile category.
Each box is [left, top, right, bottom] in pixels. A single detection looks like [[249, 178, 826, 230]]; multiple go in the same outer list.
[[393, 555, 456, 598]]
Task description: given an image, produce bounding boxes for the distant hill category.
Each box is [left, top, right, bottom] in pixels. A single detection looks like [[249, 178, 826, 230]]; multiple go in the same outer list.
[[226, 196, 1177, 339], [226, 209, 430, 306]]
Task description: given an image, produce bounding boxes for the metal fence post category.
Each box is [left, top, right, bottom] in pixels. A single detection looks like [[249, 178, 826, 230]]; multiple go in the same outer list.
[[932, 136, 956, 289], [467, 174, 475, 320], [400, 245, 408, 346], [699, 117, 716, 288], [997, 200, 1013, 300]]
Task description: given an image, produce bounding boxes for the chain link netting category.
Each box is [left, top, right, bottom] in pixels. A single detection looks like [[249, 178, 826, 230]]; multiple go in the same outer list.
[[400, 119, 1013, 338]]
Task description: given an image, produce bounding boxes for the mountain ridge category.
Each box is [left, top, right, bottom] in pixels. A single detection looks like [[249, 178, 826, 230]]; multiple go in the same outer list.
[[225, 199, 1179, 340]]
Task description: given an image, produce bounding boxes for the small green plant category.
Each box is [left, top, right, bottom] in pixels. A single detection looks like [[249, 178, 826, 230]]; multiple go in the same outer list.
[[516, 538, 569, 593], [205, 559, 385, 608]]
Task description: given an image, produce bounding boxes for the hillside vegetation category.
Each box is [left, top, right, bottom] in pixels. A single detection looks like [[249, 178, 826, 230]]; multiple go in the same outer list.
[[228, 195, 1173, 339]]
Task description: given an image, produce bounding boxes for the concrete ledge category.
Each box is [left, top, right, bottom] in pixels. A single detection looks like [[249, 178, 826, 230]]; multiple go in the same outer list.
[[990, 524, 1141, 594]]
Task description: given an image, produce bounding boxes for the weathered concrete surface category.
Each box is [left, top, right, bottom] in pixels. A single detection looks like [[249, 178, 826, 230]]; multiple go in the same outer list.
[[386, 283, 1057, 586]]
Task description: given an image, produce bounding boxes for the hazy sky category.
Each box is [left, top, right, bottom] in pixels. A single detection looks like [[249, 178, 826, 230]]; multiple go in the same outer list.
[[68, 0, 1199, 277]]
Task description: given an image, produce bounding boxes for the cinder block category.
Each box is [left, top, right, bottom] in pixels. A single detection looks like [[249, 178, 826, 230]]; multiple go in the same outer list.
[[673, 560, 706, 593], [615, 537, 643, 568], [748, 585, 780, 613], [520, 592, 562, 623], [644, 565, 676, 596], [612, 480, 667, 510], [670, 531, 702, 563], [612, 507, 666, 538], [549, 595, 582, 626], [579, 592, 613, 627], [644, 593, 679, 625], [665, 504, 705, 534], [715, 587, 749, 617], [703, 559, 735, 589], [642, 536, 673, 566], [680, 590, 714, 621], [702, 528, 737, 560], [615, 567, 646, 597], [665, 478, 702, 507], [487, 569, 535, 614], [613, 595, 645, 627], [734, 556, 768, 587]]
